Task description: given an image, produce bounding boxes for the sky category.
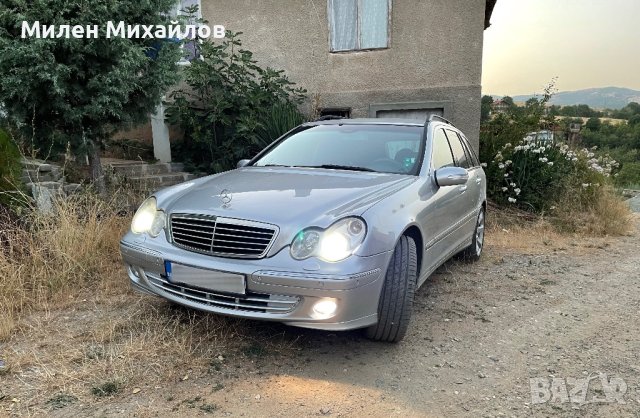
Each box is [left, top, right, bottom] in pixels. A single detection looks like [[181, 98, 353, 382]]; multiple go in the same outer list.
[[481, 0, 640, 96]]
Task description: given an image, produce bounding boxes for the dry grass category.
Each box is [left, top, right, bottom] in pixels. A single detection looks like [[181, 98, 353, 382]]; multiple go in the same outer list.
[[553, 187, 634, 236], [0, 193, 131, 341]]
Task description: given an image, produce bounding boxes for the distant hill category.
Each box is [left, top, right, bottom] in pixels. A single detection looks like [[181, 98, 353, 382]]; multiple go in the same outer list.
[[496, 87, 640, 110]]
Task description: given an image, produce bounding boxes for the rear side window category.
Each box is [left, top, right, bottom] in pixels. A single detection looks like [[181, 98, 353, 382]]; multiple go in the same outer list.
[[445, 129, 470, 169], [432, 129, 455, 169], [461, 136, 480, 167]]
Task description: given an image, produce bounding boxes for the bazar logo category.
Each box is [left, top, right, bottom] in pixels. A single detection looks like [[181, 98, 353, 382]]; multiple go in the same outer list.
[[530, 373, 627, 405]]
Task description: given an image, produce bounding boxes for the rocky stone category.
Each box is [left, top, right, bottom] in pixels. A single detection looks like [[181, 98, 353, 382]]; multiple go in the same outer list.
[[63, 184, 82, 195], [31, 184, 55, 214]]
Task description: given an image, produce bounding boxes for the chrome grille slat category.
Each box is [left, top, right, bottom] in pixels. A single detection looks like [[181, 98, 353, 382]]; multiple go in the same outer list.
[[212, 232, 272, 241], [214, 226, 274, 236], [171, 225, 215, 235], [172, 231, 213, 242], [170, 214, 277, 259], [146, 274, 298, 314]]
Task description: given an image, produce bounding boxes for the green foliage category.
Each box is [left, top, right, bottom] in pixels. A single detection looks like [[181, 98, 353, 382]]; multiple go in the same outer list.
[[615, 162, 640, 187], [253, 102, 306, 149], [480, 87, 617, 213], [557, 104, 602, 118], [610, 102, 640, 120], [480, 95, 493, 122], [0, 128, 24, 206], [166, 32, 306, 173], [585, 117, 601, 132], [0, 0, 182, 160]]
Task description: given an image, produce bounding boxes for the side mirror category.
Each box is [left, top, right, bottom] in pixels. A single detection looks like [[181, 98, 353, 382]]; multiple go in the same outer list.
[[237, 159, 251, 168], [435, 166, 468, 187]]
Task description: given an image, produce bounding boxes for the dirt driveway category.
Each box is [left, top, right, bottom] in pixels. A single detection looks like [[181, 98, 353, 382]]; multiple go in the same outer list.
[[2, 216, 639, 417]]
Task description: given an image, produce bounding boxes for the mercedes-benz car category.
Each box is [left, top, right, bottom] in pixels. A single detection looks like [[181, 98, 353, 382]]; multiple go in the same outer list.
[[120, 116, 486, 342]]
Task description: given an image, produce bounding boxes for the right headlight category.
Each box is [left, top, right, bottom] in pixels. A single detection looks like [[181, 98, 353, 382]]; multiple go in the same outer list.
[[131, 197, 166, 237], [290, 217, 367, 262]]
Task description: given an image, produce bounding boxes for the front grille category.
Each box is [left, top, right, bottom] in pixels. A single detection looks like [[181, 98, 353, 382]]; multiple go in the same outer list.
[[146, 272, 299, 314], [170, 214, 277, 259]]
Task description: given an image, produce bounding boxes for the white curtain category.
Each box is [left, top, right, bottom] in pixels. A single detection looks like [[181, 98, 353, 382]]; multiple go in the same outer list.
[[330, 0, 358, 51], [360, 0, 388, 49]]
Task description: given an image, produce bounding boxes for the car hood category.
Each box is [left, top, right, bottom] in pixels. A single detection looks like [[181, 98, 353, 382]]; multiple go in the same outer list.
[[163, 167, 416, 228]]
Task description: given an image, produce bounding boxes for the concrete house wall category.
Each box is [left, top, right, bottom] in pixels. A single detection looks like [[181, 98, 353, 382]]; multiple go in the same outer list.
[[201, 0, 489, 150]]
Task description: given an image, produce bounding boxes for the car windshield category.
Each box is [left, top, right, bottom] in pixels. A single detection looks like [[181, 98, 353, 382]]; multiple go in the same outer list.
[[253, 124, 424, 175]]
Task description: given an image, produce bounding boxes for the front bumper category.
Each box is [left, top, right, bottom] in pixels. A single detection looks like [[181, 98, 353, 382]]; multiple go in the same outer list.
[[120, 232, 392, 331]]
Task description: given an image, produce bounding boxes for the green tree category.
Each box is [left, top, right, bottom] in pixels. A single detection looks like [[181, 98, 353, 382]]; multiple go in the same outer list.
[[481, 95, 493, 122], [166, 32, 306, 173], [585, 117, 601, 132], [0, 0, 182, 193]]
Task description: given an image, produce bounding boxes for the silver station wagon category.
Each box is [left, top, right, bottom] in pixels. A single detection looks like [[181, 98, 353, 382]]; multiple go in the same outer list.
[[120, 116, 486, 342]]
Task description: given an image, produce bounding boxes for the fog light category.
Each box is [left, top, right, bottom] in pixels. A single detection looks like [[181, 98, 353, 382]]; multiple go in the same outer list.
[[312, 299, 337, 319]]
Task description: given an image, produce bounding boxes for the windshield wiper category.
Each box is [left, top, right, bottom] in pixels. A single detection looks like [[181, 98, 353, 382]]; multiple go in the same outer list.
[[301, 164, 377, 172]]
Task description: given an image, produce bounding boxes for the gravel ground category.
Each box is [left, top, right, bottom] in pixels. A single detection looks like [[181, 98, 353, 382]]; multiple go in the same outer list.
[[2, 216, 639, 417]]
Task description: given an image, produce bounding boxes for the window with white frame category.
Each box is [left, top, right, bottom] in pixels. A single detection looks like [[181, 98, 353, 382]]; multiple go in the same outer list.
[[172, 0, 202, 64], [328, 0, 390, 52]]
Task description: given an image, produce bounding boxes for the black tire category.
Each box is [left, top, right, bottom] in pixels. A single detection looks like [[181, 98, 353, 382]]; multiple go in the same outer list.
[[462, 207, 485, 261], [365, 235, 418, 343]]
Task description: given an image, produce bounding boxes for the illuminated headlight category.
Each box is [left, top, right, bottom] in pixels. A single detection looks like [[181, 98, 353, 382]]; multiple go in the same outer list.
[[290, 217, 367, 262], [131, 197, 166, 237]]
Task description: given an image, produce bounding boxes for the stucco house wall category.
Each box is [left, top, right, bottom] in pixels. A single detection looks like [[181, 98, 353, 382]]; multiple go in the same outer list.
[[201, 0, 489, 150]]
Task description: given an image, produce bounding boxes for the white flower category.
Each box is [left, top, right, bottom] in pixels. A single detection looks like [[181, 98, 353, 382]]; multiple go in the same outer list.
[[480, 162, 488, 167], [498, 163, 505, 169], [514, 188, 521, 195], [582, 183, 590, 188], [504, 173, 509, 177], [510, 182, 516, 187], [501, 187, 508, 192], [505, 160, 512, 166], [547, 162, 554, 166], [539, 157, 548, 163], [572, 157, 578, 162], [508, 197, 517, 203], [504, 143, 512, 148]]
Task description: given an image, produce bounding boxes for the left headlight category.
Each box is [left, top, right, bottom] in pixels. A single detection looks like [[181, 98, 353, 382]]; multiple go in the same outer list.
[[291, 217, 367, 262], [131, 197, 166, 237]]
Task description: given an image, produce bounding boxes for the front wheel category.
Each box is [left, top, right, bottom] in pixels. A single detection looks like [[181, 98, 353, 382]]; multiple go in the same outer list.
[[462, 207, 485, 261], [365, 235, 418, 343]]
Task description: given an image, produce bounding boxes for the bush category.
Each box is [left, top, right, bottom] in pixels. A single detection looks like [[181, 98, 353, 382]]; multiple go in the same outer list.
[[615, 162, 640, 188], [0, 128, 24, 206], [485, 141, 617, 213], [166, 31, 306, 173], [480, 88, 631, 234]]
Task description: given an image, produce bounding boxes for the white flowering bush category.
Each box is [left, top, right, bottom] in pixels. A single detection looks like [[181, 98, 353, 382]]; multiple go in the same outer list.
[[479, 87, 622, 213], [483, 139, 619, 212]]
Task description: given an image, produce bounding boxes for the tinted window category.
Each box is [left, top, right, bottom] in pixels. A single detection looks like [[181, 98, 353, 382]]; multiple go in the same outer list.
[[431, 129, 455, 170], [460, 135, 480, 167], [445, 129, 470, 169], [254, 124, 423, 175]]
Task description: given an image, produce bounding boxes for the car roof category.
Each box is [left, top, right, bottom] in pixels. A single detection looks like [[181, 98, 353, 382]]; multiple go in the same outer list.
[[304, 118, 425, 127]]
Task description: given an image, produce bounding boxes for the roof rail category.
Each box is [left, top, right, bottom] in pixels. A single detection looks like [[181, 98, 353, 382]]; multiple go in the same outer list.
[[428, 114, 455, 127], [315, 115, 348, 121]]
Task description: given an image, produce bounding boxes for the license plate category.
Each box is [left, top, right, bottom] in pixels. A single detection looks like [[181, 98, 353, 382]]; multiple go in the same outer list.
[[165, 261, 246, 295]]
